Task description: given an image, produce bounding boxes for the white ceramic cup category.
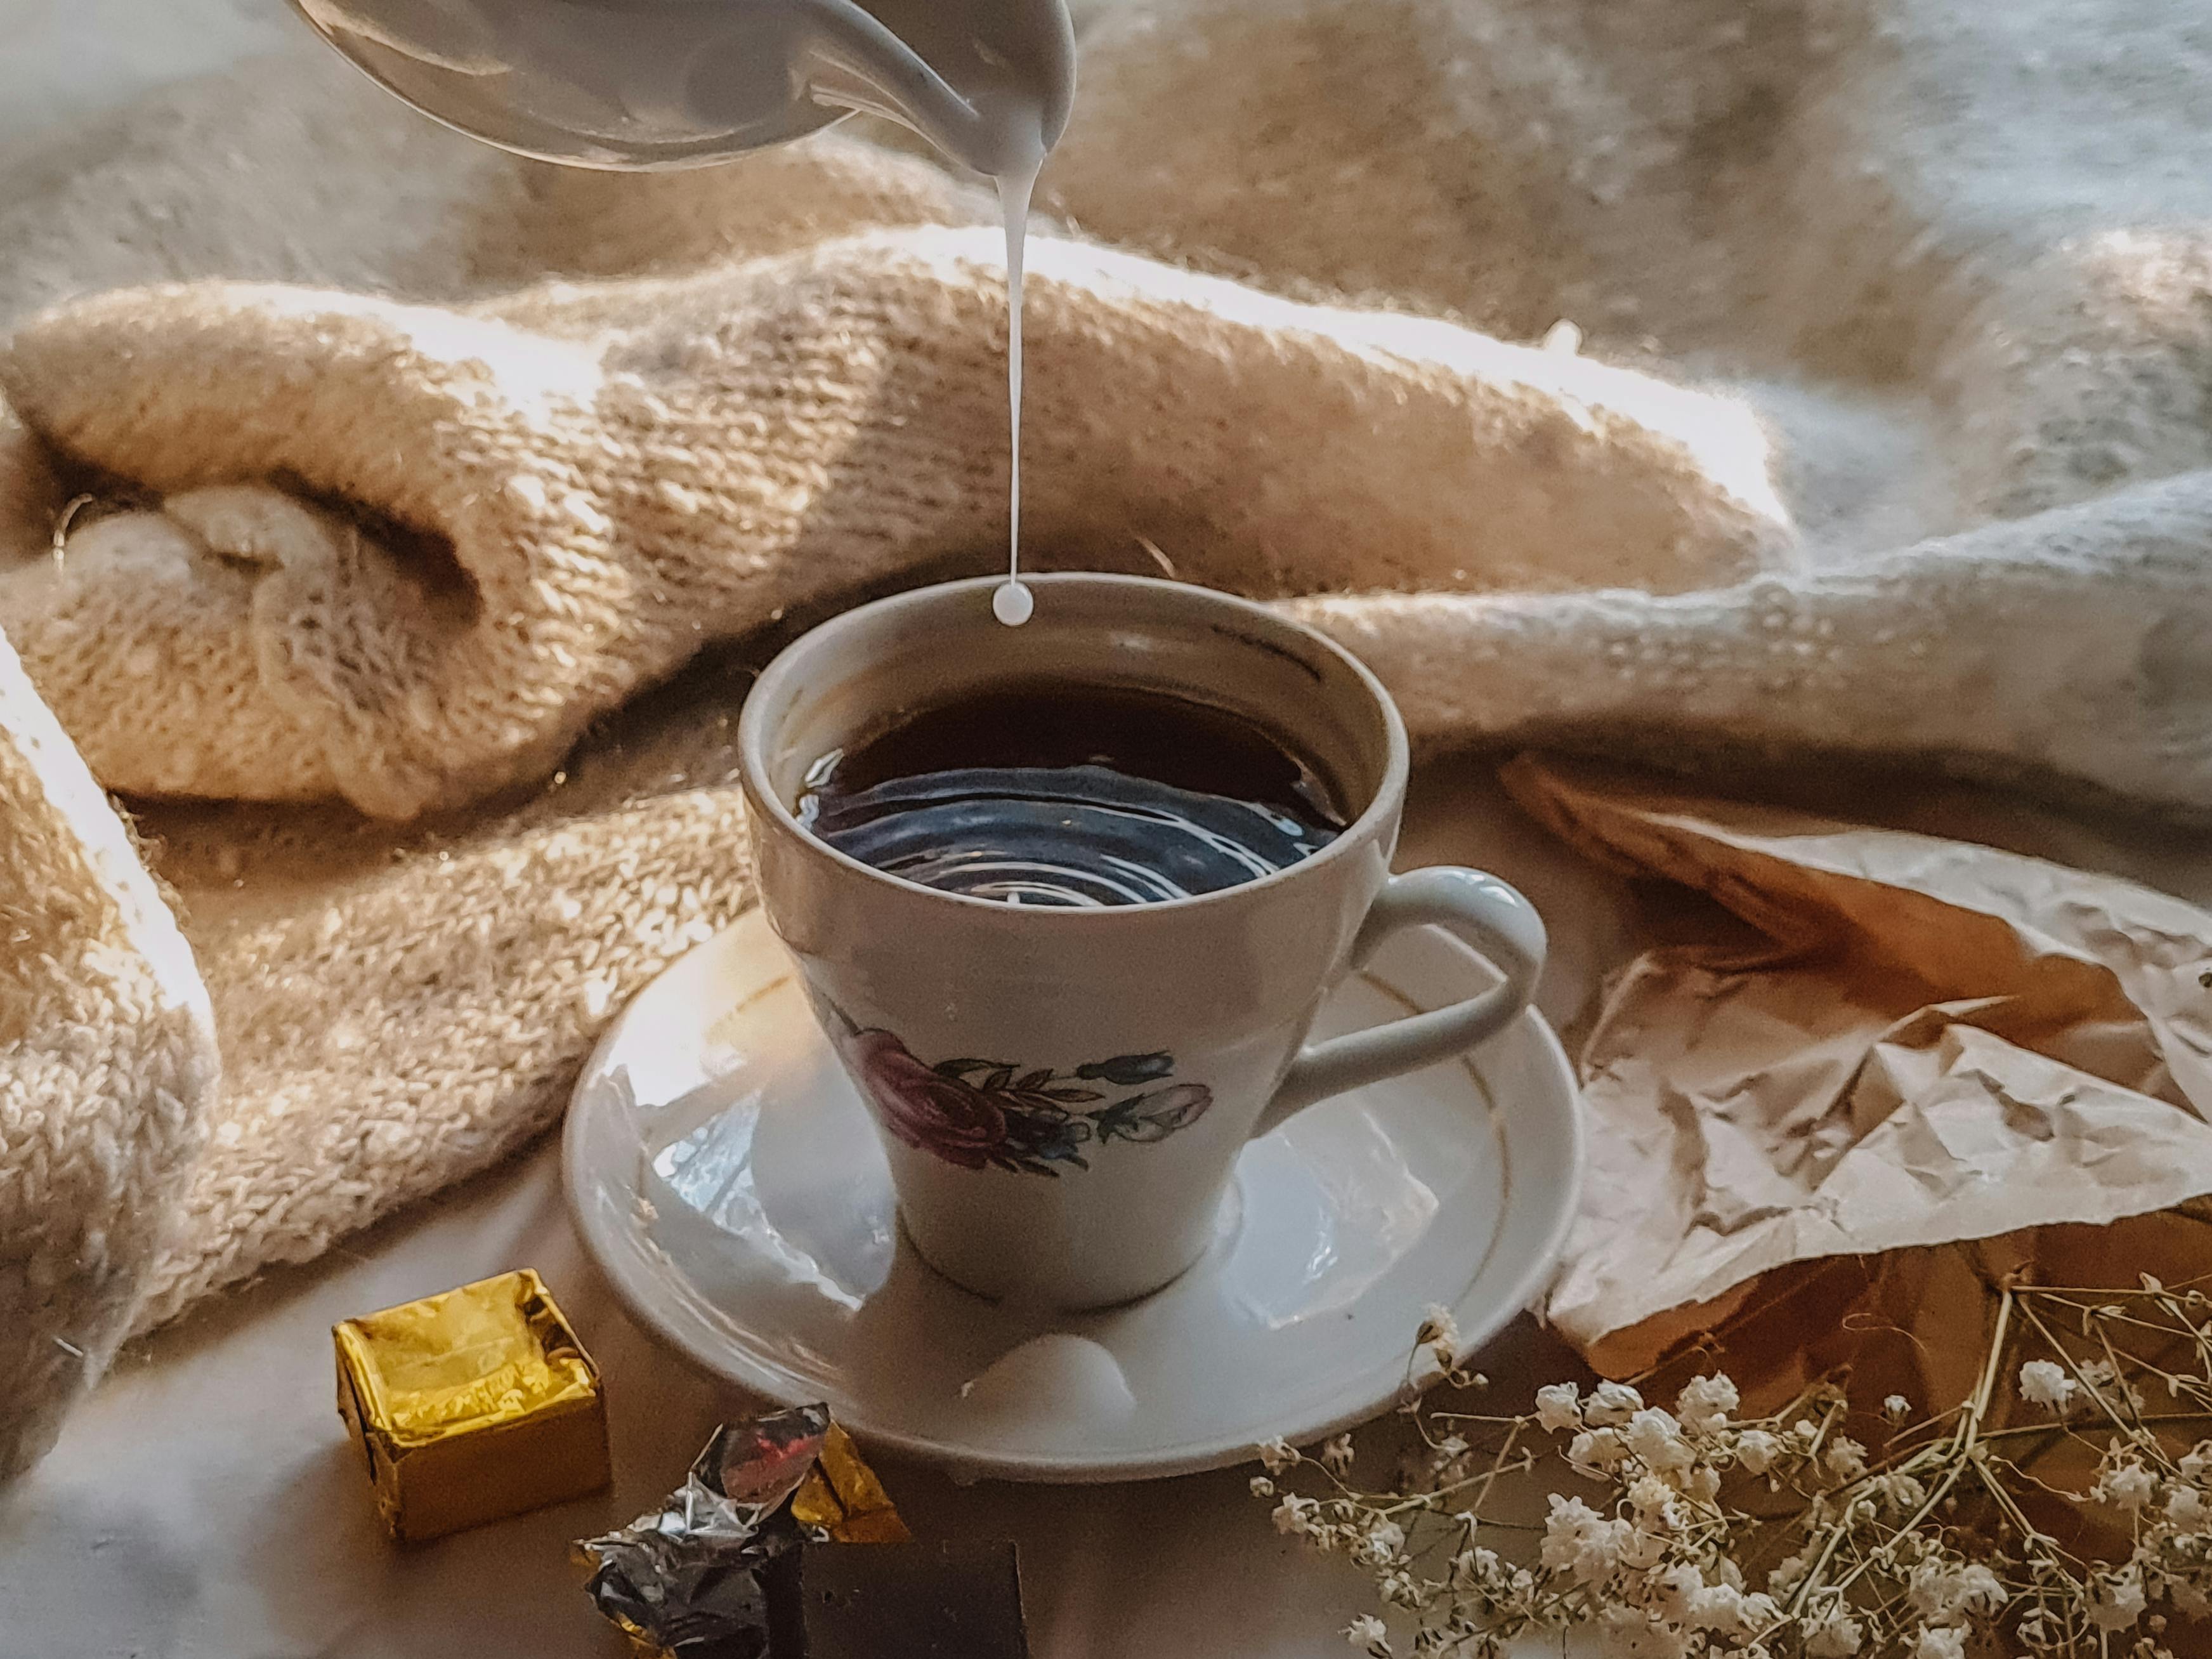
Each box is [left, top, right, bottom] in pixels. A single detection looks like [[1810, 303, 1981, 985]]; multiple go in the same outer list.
[[739, 575, 1546, 1311]]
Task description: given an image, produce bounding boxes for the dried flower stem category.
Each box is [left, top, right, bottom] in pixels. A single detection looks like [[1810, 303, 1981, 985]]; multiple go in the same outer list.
[[1259, 1272, 2212, 1658]]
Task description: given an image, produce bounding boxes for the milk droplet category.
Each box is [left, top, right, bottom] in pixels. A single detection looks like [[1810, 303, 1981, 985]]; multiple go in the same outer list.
[[993, 580, 1035, 627]]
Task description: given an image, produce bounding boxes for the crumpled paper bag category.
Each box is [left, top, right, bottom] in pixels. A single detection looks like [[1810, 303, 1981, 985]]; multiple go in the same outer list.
[[1632, 1206, 2212, 1435], [1503, 756, 2212, 1377]]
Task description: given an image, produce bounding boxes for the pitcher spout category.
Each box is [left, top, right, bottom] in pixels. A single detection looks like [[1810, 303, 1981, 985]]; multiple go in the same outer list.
[[797, 0, 1073, 178]]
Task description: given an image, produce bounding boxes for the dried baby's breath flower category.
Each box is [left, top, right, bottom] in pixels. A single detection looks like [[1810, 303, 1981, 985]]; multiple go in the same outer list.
[[1625, 1408, 1694, 1476], [1675, 1373, 1739, 1434], [1344, 1612, 1389, 1655], [1651, 1559, 1703, 1622], [1626, 1473, 1682, 1530], [1906, 1557, 2008, 1624], [2094, 1453, 2157, 1511], [1534, 1382, 1582, 1434], [1584, 1381, 1646, 1427], [1735, 1427, 1783, 1474], [2020, 1358, 2081, 1414], [1541, 1495, 1629, 1587], [1617, 1521, 1668, 1575], [1823, 1436, 1869, 1481], [1255, 1272, 2212, 1659], [1361, 1519, 1407, 1566], [2088, 1564, 2147, 1632], [1567, 1427, 1628, 1470], [1377, 1567, 1420, 1606], [1872, 1471, 1927, 1516], [1713, 1586, 1779, 1634], [1802, 1595, 1864, 1657]]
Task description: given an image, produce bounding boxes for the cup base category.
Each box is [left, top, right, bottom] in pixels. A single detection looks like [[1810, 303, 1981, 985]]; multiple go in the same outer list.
[[893, 1184, 1240, 1315]]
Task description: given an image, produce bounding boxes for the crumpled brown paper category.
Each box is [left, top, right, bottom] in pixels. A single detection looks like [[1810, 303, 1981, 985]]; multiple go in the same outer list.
[[1503, 756, 2212, 1378], [1634, 1207, 2212, 1438]]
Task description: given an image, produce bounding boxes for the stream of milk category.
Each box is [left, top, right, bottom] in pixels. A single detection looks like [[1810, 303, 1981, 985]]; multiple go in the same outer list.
[[992, 161, 1040, 627]]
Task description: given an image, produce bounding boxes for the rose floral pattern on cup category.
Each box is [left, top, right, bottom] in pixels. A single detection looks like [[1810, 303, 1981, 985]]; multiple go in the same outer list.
[[839, 1030, 1212, 1177]]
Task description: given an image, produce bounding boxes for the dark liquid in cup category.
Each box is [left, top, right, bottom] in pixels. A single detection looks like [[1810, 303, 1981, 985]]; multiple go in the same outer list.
[[796, 683, 1348, 906]]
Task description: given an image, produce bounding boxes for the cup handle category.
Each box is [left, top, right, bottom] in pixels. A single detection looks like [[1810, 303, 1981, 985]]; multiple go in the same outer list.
[[1252, 867, 1547, 1139]]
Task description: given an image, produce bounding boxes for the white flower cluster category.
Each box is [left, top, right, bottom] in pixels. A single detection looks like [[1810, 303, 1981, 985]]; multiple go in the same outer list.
[[2019, 1354, 2150, 1422], [2074, 1434, 2212, 1629], [1261, 1278, 2212, 1659], [1271, 1372, 1823, 1658]]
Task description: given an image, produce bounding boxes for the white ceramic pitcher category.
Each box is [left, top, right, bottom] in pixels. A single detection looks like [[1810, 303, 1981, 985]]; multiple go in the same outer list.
[[287, 0, 1077, 176]]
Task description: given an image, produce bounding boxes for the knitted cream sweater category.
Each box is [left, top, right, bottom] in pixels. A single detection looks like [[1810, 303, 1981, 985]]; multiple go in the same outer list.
[[0, 0, 2208, 1472]]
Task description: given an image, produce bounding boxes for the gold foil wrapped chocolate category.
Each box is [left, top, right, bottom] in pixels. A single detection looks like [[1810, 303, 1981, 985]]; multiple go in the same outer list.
[[790, 1422, 910, 1544], [334, 1269, 610, 1542], [578, 1405, 908, 1657]]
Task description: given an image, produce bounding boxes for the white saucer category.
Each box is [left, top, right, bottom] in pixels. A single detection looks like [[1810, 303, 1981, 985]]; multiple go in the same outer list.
[[565, 908, 1584, 1483]]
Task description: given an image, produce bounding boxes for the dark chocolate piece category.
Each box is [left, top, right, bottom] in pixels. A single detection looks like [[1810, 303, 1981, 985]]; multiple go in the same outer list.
[[767, 1542, 1030, 1659]]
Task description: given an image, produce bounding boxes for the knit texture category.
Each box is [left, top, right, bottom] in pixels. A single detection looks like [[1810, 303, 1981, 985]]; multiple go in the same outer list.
[[0, 244, 1784, 818], [0, 0, 2209, 1467], [0, 626, 215, 1476]]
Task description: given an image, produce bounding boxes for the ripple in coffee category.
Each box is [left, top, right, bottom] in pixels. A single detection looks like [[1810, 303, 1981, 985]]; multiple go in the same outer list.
[[795, 683, 1347, 906]]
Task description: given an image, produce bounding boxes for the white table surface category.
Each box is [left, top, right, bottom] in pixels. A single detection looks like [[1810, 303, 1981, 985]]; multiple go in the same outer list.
[[6, 756, 2203, 1658]]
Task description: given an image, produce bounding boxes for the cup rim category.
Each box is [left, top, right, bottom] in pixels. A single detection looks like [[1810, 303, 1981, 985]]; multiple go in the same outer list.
[[736, 573, 1410, 921]]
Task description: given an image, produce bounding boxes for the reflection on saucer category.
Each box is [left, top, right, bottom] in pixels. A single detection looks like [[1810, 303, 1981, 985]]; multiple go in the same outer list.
[[1230, 1115, 1439, 1329], [649, 1070, 896, 1313]]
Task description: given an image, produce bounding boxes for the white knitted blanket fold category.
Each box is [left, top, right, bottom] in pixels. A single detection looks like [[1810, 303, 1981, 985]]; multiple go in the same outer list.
[[0, 0, 2208, 1472]]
